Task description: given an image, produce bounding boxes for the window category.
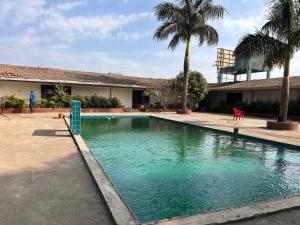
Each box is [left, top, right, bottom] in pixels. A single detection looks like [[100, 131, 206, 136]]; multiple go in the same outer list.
[[41, 85, 72, 99]]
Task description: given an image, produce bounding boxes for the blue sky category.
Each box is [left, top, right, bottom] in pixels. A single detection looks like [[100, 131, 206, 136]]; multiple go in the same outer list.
[[0, 0, 299, 82]]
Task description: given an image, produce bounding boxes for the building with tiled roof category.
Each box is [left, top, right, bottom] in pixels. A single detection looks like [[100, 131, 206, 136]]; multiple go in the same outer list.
[[208, 77, 300, 111], [0, 64, 166, 108]]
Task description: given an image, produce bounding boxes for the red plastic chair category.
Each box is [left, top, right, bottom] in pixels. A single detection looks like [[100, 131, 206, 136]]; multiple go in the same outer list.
[[233, 108, 245, 120]]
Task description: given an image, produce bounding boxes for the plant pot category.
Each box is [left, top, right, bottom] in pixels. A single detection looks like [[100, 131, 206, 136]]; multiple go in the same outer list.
[[234, 128, 239, 134], [58, 112, 65, 119], [177, 109, 192, 115], [267, 121, 298, 131]]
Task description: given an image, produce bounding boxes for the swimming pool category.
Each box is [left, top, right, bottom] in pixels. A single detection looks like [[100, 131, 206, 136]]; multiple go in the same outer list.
[[81, 116, 300, 223]]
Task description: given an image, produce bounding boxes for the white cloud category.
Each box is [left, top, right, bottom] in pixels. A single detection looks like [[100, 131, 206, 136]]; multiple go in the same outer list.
[[117, 31, 152, 40], [0, 0, 46, 25], [0, 29, 165, 77], [56, 0, 86, 11], [40, 10, 152, 41], [221, 6, 267, 36], [0, 0, 152, 42]]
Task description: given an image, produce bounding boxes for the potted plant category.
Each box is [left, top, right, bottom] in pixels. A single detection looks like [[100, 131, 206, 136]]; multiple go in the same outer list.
[[58, 112, 65, 119], [47, 84, 70, 119], [227, 120, 240, 134], [176, 109, 192, 115]]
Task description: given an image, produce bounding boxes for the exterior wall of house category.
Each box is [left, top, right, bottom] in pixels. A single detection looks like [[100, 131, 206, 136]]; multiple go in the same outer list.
[[252, 90, 299, 102], [111, 87, 133, 108], [71, 85, 110, 98], [208, 89, 300, 110], [0, 80, 41, 100], [0, 80, 135, 108]]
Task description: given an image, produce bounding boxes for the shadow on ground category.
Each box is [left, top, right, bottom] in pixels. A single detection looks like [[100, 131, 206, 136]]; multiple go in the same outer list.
[[32, 129, 71, 137], [0, 153, 115, 225]]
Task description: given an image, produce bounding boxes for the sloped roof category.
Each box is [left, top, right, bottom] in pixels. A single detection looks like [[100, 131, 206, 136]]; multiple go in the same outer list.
[[0, 64, 166, 88], [210, 76, 300, 91]]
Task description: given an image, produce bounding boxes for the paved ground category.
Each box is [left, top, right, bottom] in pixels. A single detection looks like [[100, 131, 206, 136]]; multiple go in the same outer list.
[[1, 112, 300, 225], [154, 112, 300, 146], [0, 113, 114, 225], [227, 207, 300, 225]]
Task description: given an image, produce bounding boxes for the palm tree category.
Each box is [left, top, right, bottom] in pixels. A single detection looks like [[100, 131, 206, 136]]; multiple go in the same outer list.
[[154, 0, 225, 110], [235, 0, 300, 122]]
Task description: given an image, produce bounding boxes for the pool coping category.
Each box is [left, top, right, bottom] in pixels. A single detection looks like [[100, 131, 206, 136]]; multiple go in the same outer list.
[[65, 115, 300, 225], [64, 117, 139, 225], [150, 115, 300, 151]]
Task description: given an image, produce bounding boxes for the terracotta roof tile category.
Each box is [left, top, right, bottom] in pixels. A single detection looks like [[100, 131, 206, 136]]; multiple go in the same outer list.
[[0, 64, 166, 88], [210, 76, 300, 91]]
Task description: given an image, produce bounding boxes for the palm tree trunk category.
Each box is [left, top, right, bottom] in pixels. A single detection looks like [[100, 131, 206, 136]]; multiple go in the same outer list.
[[278, 56, 290, 122], [182, 37, 191, 110]]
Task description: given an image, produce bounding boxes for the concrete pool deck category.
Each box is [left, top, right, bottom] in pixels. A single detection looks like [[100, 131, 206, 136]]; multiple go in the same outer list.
[[0, 113, 114, 225], [1, 112, 300, 225]]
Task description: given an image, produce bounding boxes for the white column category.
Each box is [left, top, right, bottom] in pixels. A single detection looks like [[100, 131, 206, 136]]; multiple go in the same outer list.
[[266, 71, 271, 79], [246, 68, 252, 81]]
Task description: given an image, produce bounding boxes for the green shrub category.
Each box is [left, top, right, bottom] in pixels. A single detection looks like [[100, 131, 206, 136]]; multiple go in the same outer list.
[[167, 102, 181, 109], [48, 99, 57, 108], [72, 95, 122, 108], [214, 100, 227, 113], [46, 84, 71, 108], [90, 95, 108, 108], [154, 101, 163, 109], [72, 95, 91, 108], [109, 97, 122, 108], [214, 99, 299, 115], [36, 98, 50, 108], [35, 98, 59, 108], [4, 95, 26, 108]]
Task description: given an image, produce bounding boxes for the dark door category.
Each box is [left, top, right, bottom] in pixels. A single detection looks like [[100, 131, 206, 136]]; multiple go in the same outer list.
[[226, 93, 243, 106], [132, 90, 143, 108]]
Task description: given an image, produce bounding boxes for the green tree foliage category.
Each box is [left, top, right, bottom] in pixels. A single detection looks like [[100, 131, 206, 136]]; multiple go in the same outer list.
[[2, 95, 26, 108], [145, 81, 174, 111], [46, 84, 71, 108], [235, 0, 300, 122], [171, 71, 208, 110]]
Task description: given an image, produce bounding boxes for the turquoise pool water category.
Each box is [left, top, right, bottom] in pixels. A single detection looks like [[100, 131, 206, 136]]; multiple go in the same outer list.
[[81, 117, 300, 223]]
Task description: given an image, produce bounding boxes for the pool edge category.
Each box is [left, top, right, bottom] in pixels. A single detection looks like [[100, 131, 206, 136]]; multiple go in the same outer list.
[[144, 196, 300, 225], [150, 115, 300, 151], [64, 117, 139, 225], [66, 115, 300, 225]]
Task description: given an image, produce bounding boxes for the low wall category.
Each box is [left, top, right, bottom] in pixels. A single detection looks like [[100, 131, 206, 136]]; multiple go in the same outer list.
[[1, 108, 124, 113]]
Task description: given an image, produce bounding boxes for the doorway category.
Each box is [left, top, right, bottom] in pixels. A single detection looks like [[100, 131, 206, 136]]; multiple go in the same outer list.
[[132, 90, 149, 108], [226, 93, 243, 106]]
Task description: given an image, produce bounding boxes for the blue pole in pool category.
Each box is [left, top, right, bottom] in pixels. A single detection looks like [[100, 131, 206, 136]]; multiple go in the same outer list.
[[71, 100, 81, 135]]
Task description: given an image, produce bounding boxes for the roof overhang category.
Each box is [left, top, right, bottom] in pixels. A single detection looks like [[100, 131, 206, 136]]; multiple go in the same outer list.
[[209, 86, 300, 92], [0, 77, 154, 89]]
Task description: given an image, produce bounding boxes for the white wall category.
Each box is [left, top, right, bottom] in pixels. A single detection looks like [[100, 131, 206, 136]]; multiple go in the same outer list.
[[0, 80, 41, 100], [0, 80, 135, 108], [111, 87, 133, 108], [71, 85, 133, 107], [71, 85, 110, 98], [253, 90, 299, 102]]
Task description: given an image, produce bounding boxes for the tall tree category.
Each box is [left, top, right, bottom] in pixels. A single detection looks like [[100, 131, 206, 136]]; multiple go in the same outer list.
[[153, 0, 225, 110], [235, 0, 300, 122]]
